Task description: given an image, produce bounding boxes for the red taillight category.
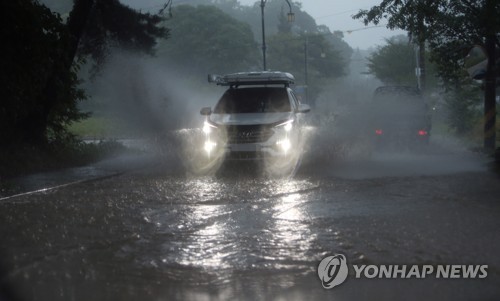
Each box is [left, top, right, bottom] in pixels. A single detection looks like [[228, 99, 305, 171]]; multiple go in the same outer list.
[[375, 129, 383, 135], [418, 130, 428, 136]]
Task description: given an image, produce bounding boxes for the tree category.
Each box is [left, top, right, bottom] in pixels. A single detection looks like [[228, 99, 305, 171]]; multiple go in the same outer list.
[[69, 0, 169, 75], [0, 0, 169, 146], [208, 0, 353, 77], [367, 35, 438, 88], [1, 0, 86, 145], [157, 5, 259, 75], [354, 0, 441, 94], [368, 36, 417, 86], [318, 25, 353, 69], [427, 1, 499, 148]]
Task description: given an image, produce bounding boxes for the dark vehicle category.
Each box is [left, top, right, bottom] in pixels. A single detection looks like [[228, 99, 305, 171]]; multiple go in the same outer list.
[[369, 86, 431, 148]]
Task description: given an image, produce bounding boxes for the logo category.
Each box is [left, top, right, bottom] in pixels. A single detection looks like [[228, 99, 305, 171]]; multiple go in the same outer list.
[[317, 253, 488, 289], [317, 254, 348, 289]]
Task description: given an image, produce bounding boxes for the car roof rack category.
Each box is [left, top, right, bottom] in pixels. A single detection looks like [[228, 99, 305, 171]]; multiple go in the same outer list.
[[208, 71, 295, 87]]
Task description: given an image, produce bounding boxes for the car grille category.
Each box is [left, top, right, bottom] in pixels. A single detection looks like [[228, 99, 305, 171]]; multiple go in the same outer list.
[[225, 151, 266, 160], [224, 125, 274, 144]]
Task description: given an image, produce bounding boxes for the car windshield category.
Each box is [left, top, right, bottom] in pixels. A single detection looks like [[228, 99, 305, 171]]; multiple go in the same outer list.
[[213, 87, 291, 114]]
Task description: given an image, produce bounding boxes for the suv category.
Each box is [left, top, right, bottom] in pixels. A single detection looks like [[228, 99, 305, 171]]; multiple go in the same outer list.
[[199, 71, 310, 166], [368, 86, 431, 147]]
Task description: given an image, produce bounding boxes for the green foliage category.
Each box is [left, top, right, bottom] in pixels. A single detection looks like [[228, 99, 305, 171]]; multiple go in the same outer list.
[[421, 1, 497, 136], [157, 5, 258, 74], [0, 139, 127, 178], [367, 35, 438, 88], [444, 85, 482, 135], [367, 36, 416, 85], [211, 0, 349, 56], [68, 116, 119, 139], [423, 1, 499, 87], [427, 41, 484, 138], [154, 1, 351, 104], [0, 0, 87, 145], [78, 0, 170, 74], [353, 0, 440, 43], [353, 0, 499, 87], [317, 25, 353, 66], [215, 0, 352, 100], [1, 0, 170, 161]]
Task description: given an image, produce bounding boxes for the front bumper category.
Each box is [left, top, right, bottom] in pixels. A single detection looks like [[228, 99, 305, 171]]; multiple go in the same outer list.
[[222, 142, 290, 160], [203, 133, 296, 161], [202, 121, 299, 160]]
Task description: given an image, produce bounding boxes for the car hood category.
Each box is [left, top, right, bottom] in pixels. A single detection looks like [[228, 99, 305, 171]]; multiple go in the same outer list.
[[209, 112, 293, 126]]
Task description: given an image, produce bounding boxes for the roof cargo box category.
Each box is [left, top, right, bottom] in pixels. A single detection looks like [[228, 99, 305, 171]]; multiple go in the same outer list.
[[208, 71, 295, 87]]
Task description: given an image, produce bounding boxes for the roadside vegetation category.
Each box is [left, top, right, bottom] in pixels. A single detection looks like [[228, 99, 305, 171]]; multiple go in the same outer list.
[[0, 140, 127, 179], [0, 0, 168, 178], [66, 116, 137, 139]]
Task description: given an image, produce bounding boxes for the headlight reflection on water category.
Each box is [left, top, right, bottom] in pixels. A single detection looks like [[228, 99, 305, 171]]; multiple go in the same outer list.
[[275, 193, 303, 221], [175, 178, 236, 270], [267, 181, 317, 264], [160, 173, 319, 273]]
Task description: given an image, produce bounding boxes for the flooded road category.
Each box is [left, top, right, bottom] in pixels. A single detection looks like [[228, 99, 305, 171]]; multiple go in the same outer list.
[[1, 145, 500, 300]]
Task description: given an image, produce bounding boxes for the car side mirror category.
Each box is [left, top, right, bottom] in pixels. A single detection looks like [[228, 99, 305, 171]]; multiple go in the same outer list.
[[200, 107, 212, 116], [297, 104, 311, 113]]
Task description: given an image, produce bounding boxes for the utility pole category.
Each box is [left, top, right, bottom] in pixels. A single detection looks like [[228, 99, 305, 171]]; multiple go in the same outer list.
[[304, 35, 308, 102], [483, 0, 496, 151], [416, 0, 426, 94], [260, 0, 267, 70], [484, 34, 497, 151], [417, 40, 426, 93]]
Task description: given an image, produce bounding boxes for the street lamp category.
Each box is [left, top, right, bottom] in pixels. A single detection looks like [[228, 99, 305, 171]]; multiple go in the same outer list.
[[260, 0, 295, 70]]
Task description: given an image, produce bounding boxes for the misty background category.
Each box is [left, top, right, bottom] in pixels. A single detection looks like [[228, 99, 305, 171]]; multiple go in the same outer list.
[[41, 0, 379, 134], [37, 0, 485, 155]]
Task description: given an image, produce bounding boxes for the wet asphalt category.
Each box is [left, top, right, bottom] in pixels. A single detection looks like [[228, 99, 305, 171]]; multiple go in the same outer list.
[[1, 142, 499, 301]]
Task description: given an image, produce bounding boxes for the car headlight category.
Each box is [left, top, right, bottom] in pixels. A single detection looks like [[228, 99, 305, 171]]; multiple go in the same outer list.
[[276, 138, 291, 152], [275, 120, 294, 153], [204, 140, 217, 153]]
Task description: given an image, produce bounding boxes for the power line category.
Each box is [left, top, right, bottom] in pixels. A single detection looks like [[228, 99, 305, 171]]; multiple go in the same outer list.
[[344, 25, 385, 34], [315, 9, 360, 19]]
